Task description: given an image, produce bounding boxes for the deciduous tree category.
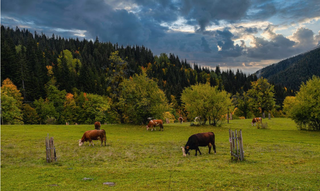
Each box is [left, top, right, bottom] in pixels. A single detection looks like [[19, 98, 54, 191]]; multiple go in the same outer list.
[[247, 77, 276, 117], [181, 83, 232, 126], [118, 71, 171, 124], [290, 76, 320, 130]]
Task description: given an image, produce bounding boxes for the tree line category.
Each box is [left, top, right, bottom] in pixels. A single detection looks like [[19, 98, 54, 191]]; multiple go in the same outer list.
[[1, 25, 296, 125]]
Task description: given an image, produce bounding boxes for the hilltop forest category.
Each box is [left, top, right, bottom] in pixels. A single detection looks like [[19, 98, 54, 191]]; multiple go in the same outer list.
[[1, 26, 294, 124], [256, 46, 320, 91]]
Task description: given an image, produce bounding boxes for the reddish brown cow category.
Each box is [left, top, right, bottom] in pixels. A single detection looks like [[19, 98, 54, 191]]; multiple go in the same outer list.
[[252, 117, 262, 126], [79, 129, 106, 146], [146, 119, 164, 131], [94, 121, 101, 130]]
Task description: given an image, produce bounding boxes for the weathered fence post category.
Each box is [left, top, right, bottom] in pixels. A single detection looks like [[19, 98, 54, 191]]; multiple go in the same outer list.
[[46, 134, 57, 163], [229, 129, 244, 161], [229, 129, 232, 160]]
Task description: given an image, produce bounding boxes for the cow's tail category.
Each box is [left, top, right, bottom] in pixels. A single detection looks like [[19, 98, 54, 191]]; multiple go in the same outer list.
[[210, 132, 216, 153], [160, 122, 164, 131], [102, 129, 107, 146]]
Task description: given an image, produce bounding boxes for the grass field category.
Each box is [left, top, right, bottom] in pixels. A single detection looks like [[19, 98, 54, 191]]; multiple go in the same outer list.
[[1, 118, 320, 190]]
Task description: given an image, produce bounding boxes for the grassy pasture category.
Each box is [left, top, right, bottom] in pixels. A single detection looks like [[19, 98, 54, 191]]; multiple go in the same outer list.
[[1, 118, 320, 190]]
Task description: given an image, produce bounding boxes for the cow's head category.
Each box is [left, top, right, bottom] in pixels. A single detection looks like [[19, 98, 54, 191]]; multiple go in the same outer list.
[[79, 139, 84, 146], [181, 146, 190, 156], [146, 125, 149, 131]]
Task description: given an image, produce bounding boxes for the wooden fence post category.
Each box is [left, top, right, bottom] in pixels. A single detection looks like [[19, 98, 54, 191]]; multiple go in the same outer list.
[[239, 130, 244, 161], [229, 129, 233, 160], [46, 135, 50, 163], [46, 134, 57, 163], [229, 129, 244, 161]]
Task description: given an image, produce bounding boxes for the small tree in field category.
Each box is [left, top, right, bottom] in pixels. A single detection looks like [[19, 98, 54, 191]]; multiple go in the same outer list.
[[247, 77, 276, 117], [118, 71, 171, 124], [290, 76, 320, 131], [181, 83, 232, 126]]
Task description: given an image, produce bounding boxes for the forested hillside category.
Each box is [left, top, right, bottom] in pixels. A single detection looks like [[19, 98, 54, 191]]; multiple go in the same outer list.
[[1, 25, 261, 102], [255, 46, 320, 91], [1, 25, 294, 124]]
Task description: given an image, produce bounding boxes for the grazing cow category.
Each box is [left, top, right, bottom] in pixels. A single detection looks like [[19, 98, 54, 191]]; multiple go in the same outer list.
[[94, 121, 101, 130], [179, 116, 183, 123], [79, 129, 106, 146], [252, 117, 262, 126], [146, 119, 164, 131], [181, 132, 216, 156]]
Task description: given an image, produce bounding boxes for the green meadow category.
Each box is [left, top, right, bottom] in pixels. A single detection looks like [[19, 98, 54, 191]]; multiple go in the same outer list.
[[1, 118, 320, 190]]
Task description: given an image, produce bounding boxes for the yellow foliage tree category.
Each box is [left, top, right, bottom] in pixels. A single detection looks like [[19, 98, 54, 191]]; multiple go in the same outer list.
[[283, 96, 296, 116], [1, 78, 23, 107], [163, 111, 176, 123]]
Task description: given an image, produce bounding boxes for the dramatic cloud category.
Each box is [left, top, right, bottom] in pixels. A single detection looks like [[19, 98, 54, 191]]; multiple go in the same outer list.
[[1, 0, 320, 74]]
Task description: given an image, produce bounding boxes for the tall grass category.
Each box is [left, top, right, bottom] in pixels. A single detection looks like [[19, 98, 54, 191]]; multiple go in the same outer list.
[[1, 118, 320, 190]]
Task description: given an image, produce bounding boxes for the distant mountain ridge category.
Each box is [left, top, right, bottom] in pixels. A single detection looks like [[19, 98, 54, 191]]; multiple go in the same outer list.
[[255, 46, 320, 91]]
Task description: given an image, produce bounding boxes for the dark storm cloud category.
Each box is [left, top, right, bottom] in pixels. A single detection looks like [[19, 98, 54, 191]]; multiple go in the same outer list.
[[180, 0, 251, 31], [2, 0, 168, 45], [247, 1, 277, 20], [133, 0, 179, 23], [201, 37, 211, 53], [278, 0, 320, 23]]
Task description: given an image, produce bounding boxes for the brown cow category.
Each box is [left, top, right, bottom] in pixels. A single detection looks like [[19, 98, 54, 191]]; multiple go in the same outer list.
[[94, 121, 101, 130], [252, 117, 262, 126], [146, 119, 164, 131], [79, 129, 106, 146], [181, 132, 216, 156]]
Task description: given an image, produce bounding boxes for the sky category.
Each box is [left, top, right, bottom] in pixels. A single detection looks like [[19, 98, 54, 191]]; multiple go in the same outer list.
[[2, 0, 320, 74]]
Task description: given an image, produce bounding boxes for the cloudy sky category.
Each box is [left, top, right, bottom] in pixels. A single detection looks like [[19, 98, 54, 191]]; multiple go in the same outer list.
[[2, 0, 320, 74]]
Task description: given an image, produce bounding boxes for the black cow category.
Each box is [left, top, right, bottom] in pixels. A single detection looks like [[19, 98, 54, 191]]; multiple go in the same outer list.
[[182, 132, 216, 156]]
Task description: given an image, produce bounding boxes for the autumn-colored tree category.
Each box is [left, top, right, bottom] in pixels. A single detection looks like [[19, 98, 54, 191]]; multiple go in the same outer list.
[[62, 93, 77, 124], [1, 78, 23, 107]]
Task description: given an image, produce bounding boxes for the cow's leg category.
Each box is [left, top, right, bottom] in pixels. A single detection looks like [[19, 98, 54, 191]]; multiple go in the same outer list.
[[195, 147, 201, 156], [213, 144, 216, 153], [89, 139, 94, 146], [208, 143, 212, 154]]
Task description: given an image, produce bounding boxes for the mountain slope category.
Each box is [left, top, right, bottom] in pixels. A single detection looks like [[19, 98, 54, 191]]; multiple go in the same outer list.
[[255, 46, 320, 91]]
